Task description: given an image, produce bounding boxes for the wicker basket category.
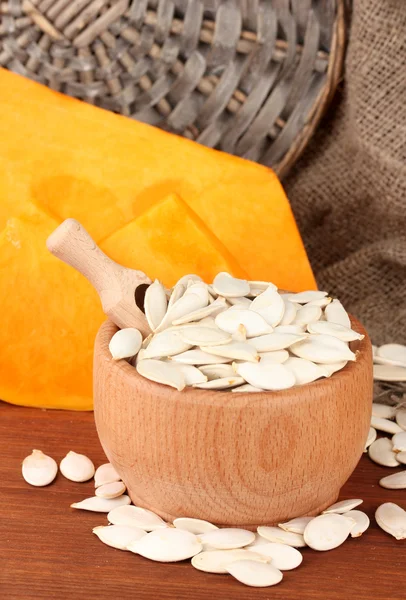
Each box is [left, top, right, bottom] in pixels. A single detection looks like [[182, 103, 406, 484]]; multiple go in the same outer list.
[[0, 0, 345, 177]]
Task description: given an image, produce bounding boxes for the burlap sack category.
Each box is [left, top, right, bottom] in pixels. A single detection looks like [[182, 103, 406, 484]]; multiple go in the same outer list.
[[285, 0, 406, 345]]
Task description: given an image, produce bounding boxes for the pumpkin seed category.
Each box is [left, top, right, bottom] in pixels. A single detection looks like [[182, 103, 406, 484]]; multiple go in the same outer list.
[[171, 298, 227, 326], [228, 296, 252, 308], [325, 299, 351, 328], [303, 514, 353, 551], [193, 377, 244, 390], [109, 328, 142, 360], [200, 342, 259, 362], [225, 560, 283, 588], [144, 280, 168, 331], [137, 359, 186, 391], [278, 517, 314, 535], [377, 343, 406, 366], [379, 471, 406, 489], [95, 481, 126, 499], [290, 334, 356, 364], [178, 365, 208, 386], [94, 463, 121, 488], [167, 283, 186, 309], [212, 272, 250, 298], [370, 416, 403, 435], [235, 361, 296, 391], [179, 326, 231, 347], [368, 437, 400, 467], [375, 502, 406, 540], [322, 361, 348, 376], [191, 549, 268, 574], [396, 451, 406, 464], [184, 282, 210, 306], [248, 542, 303, 570], [284, 357, 329, 385], [108, 505, 167, 530], [93, 524, 146, 550], [372, 403, 397, 419], [176, 274, 202, 287], [322, 499, 363, 514], [143, 330, 192, 359], [215, 308, 272, 338], [280, 299, 298, 325], [364, 427, 377, 452], [392, 431, 406, 452], [294, 305, 322, 326], [249, 288, 285, 326], [259, 350, 289, 363], [156, 293, 207, 332], [170, 350, 230, 365], [343, 510, 370, 537], [396, 408, 406, 431], [22, 449, 58, 487], [287, 291, 328, 304], [128, 528, 202, 562], [306, 296, 332, 308], [59, 451, 95, 483], [257, 526, 306, 547], [307, 321, 364, 341], [173, 517, 218, 535], [249, 332, 307, 352], [373, 364, 406, 382], [199, 363, 235, 380], [199, 528, 255, 550], [71, 495, 131, 512], [232, 384, 264, 392]]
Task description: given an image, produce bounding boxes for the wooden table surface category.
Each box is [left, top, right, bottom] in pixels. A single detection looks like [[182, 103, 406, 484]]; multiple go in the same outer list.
[[1, 401, 405, 600]]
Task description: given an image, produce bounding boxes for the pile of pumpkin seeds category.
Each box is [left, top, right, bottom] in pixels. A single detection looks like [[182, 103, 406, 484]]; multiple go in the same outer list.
[[109, 272, 364, 392]]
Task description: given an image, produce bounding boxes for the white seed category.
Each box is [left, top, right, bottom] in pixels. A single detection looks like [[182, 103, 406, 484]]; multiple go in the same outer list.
[[280, 300, 298, 325], [199, 363, 235, 380], [212, 272, 250, 298], [284, 357, 329, 385], [171, 349, 231, 365], [173, 518, 218, 535], [372, 403, 397, 419], [156, 293, 207, 332], [128, 528, 202, 561], [294, 305, 322, 326], [306, 296, 332, 308], [307, 321, 364, 341], [370, 416, 403, 435], [258, 350, 289, 364], [225, 560, 283, 587], [143, 330, 192, 359], [167, 283, 186, 309], [232, 323, 247, 341], [303, 513, 353, 550], [323, 499, 363, 514], [290, 334, 355, 364], [375, 503, 406, 540], [59, 451, 95, 482], [257, 526, 306, 547], [95, 481, 126, 499], [325, 299, 351, 328], [245, 533, 268, 547], [177, 365, 208, 386], [199, 528, 255, 550], [71, 495, 131, 512], [249, 332, 307, 352], [322, 361, 348, 376], [364, 427, 377, 452], [215, 308, 272, 338], [179, 326, 231, 347], [278, 516, 314, 535], [249, 288, 285, 326], [171, 298, 227, 325], [368, 437, 400, 467], [184, 282, 210, 305], [109, 328, 142, 360], [274, 324, 307, 334], [373, 364, 406, 382], [248, 542, 303, 570], [108, 505, 167, 530], [396, 409, 406, 431], [191, 549, 269, 574], [392, 431, 406, 452], [228, 296, 252, 308], [22, 449, 58, 487], [94, 463, 121, 488], [396, 451, 406, 464], [343, 510, 370, 537], [193, 377, 244, 390], [287, 290, 328, 304], [93, 524, 146, 550], [235, 361, 296, 391], [136, 359, 185, 391], [176, 274, 202, 287], [144, 280, 168, 331], [232, 384, 264, 393], [200, 342, 259, 362], [377, 344, 406, 366], [379, 471, 406, 489]]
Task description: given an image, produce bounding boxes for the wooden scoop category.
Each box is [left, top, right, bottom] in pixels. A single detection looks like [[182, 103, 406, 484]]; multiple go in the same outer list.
[[46, 219, 151, 336]]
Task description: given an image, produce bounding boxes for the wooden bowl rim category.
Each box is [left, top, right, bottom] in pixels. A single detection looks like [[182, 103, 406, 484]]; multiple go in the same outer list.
[[95, 317, 371, 408]]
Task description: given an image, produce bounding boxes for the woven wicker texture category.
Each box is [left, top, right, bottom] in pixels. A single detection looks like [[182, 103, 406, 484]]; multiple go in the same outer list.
[[0, 0, 345, 176]]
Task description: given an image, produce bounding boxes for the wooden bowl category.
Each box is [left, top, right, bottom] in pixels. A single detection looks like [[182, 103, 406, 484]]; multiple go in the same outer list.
[[94, 318, 372, 529]]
